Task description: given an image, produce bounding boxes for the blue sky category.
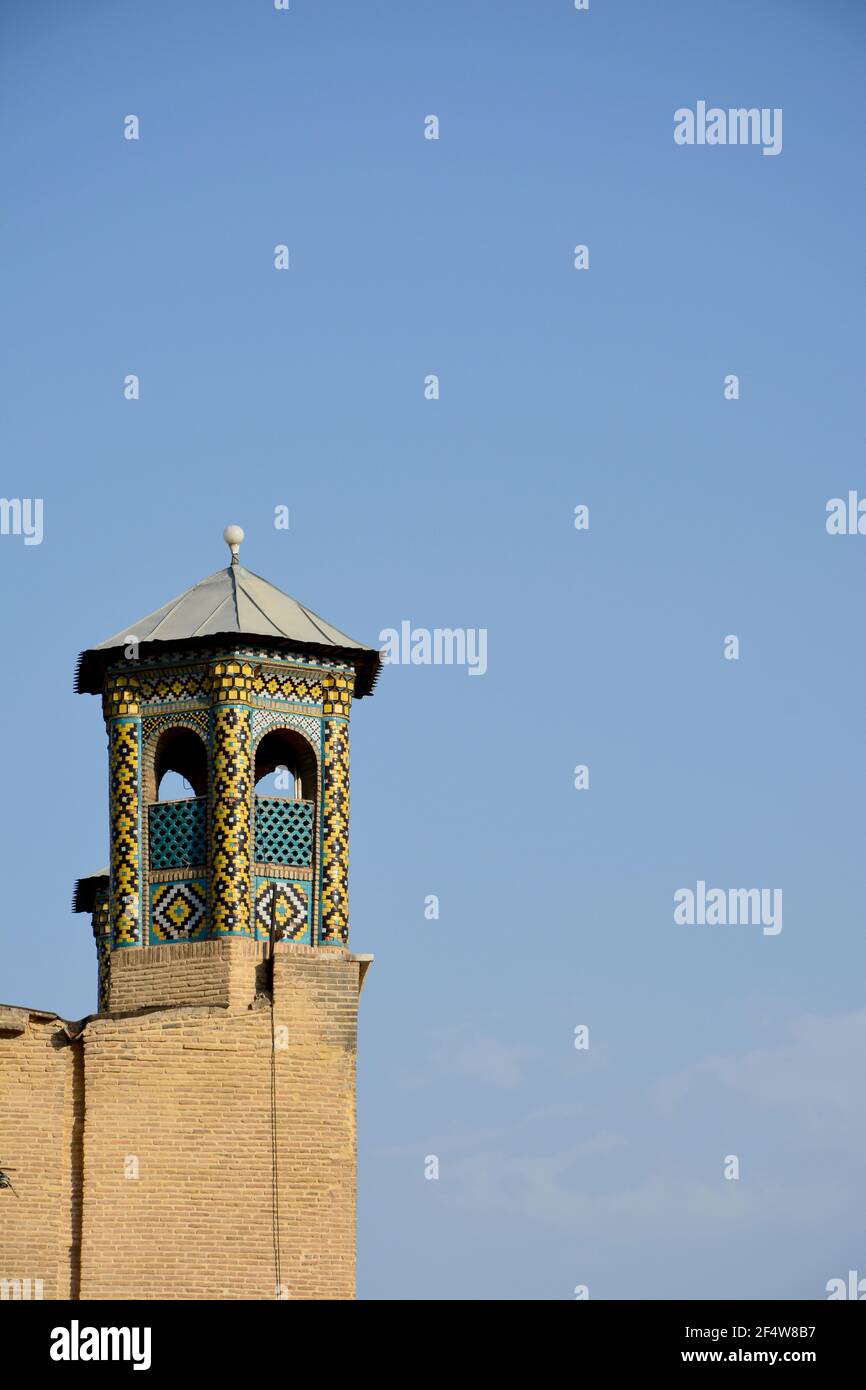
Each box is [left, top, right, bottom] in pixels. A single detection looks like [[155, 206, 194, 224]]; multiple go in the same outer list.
[[2, 0, 865, 1299]]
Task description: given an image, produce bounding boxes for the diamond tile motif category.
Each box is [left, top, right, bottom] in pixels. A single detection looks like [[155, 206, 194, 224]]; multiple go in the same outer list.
[[254, 877, 310, 944], [150, 879, 207, 942]]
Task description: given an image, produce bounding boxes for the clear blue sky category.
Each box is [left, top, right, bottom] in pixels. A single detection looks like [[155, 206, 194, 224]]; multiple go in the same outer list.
[[2, 0, 865, 1299]]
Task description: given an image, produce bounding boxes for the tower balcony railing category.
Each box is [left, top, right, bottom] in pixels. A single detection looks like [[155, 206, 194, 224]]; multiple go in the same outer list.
[[148, 797, 207, 870], [147, 794, 314, 871], [254, 796, 314, 867]]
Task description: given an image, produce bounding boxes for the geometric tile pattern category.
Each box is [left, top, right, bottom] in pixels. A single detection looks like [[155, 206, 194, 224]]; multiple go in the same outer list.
[[110, 717, 141, 945], [322, 674, 352, 719], [105, 673, 141, 720], [150, 878, 208, 942], [251, 709, 322, 751], [92, 888, 111, 1012], [254, 876, 311, 944], [142, 709, 209, 743], [254, 797, 314, 866], [135, 666, 210, 704], [97, 650, 360, 955], [96, 934, 111, 1011], [321, 718, 350, 945], [251, 666, 326, 703], [91, 888, 110, 938], [149, 797, 207, 869], [209, 702, 252, 936]]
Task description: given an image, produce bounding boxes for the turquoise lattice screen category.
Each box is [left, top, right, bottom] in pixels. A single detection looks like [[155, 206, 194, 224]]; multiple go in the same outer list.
[[254, 797, 314, 866], [149, 798, 207, 869]]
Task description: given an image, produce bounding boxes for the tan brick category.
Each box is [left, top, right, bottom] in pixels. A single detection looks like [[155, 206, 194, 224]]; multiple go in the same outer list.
[[0, 942, 367, 1301]]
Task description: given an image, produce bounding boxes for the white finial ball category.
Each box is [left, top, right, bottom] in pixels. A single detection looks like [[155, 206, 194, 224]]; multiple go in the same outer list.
[[224, 524, 245, 548]]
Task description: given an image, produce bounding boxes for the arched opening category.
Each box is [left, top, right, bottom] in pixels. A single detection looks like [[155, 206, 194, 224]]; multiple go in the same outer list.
[[254, 729, 316, 802], [253, 728, 317, 872], [146, 726, 209, 873], [153, 727, 208, 802]]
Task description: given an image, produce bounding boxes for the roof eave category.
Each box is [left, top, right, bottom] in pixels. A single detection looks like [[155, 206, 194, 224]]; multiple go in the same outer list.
[[75, 634, 382, 699], [72, 873, 110, 915]]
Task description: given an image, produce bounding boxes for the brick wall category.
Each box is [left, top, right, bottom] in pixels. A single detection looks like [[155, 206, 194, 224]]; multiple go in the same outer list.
[[0, 1008, 82, 1300], [109, 937, 268, 1013], [0, 942, 365, 1301]]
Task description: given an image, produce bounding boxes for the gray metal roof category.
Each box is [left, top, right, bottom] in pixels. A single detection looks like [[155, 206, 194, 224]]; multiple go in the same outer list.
[[96, 564, 371, 649], [75, 564, 381, 697]]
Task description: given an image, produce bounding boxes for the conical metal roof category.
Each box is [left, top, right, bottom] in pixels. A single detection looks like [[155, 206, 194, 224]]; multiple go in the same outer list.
[[75, 558, 381, 698]]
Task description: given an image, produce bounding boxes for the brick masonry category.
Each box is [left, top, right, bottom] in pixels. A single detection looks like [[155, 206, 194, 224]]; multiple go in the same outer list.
[[0, 942, 369, 1300]]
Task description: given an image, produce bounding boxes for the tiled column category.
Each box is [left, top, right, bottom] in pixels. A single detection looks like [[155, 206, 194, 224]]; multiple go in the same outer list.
[[91, 888, 111, 1011], [320, 675, 352, 946], [208, 659, 253, 937], [107, 678, 142, 947]]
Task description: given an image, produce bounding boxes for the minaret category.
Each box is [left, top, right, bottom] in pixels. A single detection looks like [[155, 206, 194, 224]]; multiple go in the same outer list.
[[73, 526, 379, 1012]]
